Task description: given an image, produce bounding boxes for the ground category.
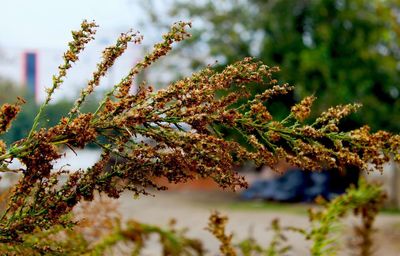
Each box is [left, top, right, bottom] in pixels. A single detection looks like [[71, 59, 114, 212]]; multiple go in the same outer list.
[[105, 189, 400, 255]]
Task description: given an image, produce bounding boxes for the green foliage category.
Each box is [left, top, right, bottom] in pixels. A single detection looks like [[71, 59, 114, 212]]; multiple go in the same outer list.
[[236, 219, 291, 256], [0, 80, 27, 105], [307, 179, 386, 256], [90, 219, 204, 256], [153, 0, 400, 132], [0, 221, 96, 255], [207, 180, 386, 256]]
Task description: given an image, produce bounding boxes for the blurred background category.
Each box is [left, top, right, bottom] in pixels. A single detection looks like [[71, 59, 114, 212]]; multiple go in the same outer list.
[[1, 0, 400, 254]]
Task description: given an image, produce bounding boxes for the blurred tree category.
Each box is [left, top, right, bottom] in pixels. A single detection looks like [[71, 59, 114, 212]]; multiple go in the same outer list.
[[0, 80, 36, 144], [0, 80, 99, 144], [147, 0, 400, 132], [0, 80, 27, 105]]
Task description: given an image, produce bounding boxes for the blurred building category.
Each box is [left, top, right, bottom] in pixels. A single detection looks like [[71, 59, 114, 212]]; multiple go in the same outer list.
[[0, 28, 141, 103]]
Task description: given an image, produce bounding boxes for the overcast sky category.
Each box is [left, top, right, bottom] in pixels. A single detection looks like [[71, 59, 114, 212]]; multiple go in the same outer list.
[[1, 0, 144, 49]]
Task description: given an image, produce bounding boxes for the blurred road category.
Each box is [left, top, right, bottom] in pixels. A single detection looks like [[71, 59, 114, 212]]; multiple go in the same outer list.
[[111, 190, 400, 255]]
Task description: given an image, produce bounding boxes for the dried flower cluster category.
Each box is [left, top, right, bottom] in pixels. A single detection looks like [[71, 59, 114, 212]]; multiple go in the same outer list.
[[0, 20, 398, 244], [28, 20, 98, 139], [0, 98, 24, 135], [207, 212, 236, 256]]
